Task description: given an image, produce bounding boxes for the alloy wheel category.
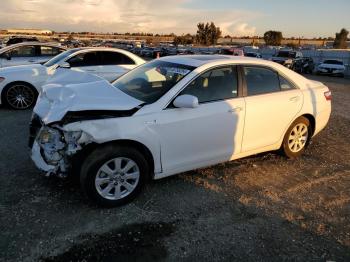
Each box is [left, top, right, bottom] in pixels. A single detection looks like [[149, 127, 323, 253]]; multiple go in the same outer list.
[[6, 84, 35, 109], [288, 123, 308, 153], [95, 157, 140, 200]]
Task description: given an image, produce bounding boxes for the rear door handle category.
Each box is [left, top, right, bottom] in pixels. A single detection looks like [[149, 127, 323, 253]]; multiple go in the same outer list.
[[289, 96, 300, 102], [228, 107, 243, 113]]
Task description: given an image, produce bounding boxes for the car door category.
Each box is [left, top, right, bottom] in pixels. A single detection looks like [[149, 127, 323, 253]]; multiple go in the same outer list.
[[0, 45, 38, 67], [241, 66, 303, 152], [96, 51, 137, 81], [152, 66, 246, 174]]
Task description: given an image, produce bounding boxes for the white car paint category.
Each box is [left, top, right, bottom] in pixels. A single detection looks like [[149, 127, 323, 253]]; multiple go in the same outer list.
[[0, 42, 65, 68], [316, 60, 345, 76], [0, 47, 145, 106], [31, 55, 331, 182]]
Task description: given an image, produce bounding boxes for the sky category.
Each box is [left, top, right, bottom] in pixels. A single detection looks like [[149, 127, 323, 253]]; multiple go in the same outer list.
[[0, 0, 349, 38]]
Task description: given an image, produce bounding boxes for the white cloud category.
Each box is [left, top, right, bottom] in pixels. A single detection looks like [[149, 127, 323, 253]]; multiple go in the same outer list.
[[0, 0, 259, 35]]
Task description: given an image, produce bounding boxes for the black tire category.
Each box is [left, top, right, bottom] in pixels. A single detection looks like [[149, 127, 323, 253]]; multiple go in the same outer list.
[[280, 116, 311, 158], [3, 82, 37, 110], [80, 144, 149, 207]]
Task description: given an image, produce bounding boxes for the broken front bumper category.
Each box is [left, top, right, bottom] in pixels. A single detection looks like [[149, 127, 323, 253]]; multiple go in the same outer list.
[[31, 140, 56, 174], [29, 114, 81, 178]]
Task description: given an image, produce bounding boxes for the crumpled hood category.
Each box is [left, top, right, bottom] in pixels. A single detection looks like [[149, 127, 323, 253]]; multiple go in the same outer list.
[[34, 70, 143, 124]]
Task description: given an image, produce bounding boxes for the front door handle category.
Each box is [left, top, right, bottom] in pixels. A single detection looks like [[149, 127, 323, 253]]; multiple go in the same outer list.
[[289, 96, 300, 102], [228, 107, 243, 113]]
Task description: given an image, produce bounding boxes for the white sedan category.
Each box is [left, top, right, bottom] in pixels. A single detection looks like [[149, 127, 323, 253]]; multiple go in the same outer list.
[[30, 55, 331, 206], [316, 59, 346, 77], [0, 48, 145, 109]]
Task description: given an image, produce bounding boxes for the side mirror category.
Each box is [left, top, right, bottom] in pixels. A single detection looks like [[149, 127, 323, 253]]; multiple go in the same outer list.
[[173, 94, 199, 109], [58, 62, 70, 69], [4, 53, 11, 60]]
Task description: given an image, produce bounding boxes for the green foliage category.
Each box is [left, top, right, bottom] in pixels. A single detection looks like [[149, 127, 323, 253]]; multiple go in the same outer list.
[[196, 22, 222, 45], [174, 34, 194, 45], [333, 28, 349, 49], [263, 30, 283, 46]]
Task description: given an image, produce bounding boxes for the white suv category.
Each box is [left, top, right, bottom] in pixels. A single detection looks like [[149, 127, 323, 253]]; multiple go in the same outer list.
[[30, 55, 331, 206]]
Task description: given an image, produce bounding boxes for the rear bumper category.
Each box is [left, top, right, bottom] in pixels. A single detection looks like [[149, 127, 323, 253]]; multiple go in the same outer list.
[[314, 104, 331, 136]]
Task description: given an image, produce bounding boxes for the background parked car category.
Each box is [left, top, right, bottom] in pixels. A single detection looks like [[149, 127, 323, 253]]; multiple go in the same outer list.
[[271, 50, 303, 68], [291, 57, 315, 74], [316, 59, 345, 77], [5, 36, 39, 46], [0, 42, 66, 68], [0, 47, 145, 109], [244, 52, 262, 58]]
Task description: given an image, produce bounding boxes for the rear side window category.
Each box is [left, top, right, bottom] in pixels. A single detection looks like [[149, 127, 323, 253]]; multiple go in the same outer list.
[[279, 75, 296, 91], [180, 66, 238, 103], [40, 46, 62, 56], [9, 46, 36, 57], [67, 52, 99, 67], [244, 67, 280, 96], [99, 51, 135, 65]]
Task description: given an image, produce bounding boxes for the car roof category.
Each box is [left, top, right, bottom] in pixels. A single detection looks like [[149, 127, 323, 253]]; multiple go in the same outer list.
[[158, 55, 269, 67], [0, 42, 65, 53]]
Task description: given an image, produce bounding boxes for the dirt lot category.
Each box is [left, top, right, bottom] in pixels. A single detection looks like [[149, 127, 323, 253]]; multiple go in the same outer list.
[[0, 75, 349, 262]]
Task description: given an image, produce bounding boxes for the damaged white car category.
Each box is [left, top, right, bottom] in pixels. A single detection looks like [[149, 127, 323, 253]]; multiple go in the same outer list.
[[30, 55, 331, 206]]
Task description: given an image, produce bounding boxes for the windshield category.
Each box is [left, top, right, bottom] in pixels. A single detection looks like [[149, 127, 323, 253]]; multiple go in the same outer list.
[[112, 60, 195, 104], [277, 51, 296, 58], [43, 48, 80, 67], [323, 60, 343, 65]]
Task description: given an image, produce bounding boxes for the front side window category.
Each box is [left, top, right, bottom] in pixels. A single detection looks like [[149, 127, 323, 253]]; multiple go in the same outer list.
[[9, 46, 36, 57], [113, 60, 194, 104], [99, 51, 135, 65], [244, 66, 280, 96], [44, 49, 80, 67], [180, 66, 238, 103], [67, 52, 99, 67]]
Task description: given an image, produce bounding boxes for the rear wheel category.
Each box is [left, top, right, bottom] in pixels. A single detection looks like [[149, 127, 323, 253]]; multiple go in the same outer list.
[[4, 82, 37, 110], [281, 116, 311, 158], [80, 144, 149, 207]]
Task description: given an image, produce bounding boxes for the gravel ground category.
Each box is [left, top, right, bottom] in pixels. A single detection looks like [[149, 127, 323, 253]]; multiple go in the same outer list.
[[0, 75, 349, 262]]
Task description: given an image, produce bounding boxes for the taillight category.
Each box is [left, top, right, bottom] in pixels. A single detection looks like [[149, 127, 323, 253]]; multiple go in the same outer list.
[[324, 91, 332, 101]]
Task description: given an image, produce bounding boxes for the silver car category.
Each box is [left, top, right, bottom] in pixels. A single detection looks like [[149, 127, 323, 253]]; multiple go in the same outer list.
[[0, 42, 66, 68]]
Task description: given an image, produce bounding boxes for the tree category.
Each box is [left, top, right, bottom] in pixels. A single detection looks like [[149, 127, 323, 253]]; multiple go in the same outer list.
[[196, 22, 222, 45], [263, 30, 283, 46], [174, 34, 194, 45], [333, 28, 349, 49]]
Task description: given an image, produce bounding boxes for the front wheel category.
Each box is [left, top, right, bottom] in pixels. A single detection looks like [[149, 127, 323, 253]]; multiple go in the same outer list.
[[4, 82, 37, 110], [80, 144, 149, 207], [281, 116, 311, 158]]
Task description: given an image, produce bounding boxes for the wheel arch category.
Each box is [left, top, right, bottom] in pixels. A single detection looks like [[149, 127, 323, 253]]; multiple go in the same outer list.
[[72, 139, 156, 179], [300, 113, 316, 137]]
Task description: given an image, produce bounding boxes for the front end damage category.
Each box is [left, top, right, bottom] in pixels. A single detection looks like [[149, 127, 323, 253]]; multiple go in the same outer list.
[[29, 114, 90, 178]]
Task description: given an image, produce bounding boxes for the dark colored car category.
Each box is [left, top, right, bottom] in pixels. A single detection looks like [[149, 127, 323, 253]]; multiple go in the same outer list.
[[291, 57, 315, 74], [6, 37, 39, 46]]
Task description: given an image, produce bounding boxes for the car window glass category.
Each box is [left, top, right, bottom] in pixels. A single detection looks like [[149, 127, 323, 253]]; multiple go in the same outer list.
[[40, 46, 62, 56], [99, 51, 135, 65], [10, 46, 36, 57], [180, 66, 238, 103], [244, 67, 280, 96], [113, 60, 194, 104], [67, 52, 99, 67], [279, 75, 296, 91]]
